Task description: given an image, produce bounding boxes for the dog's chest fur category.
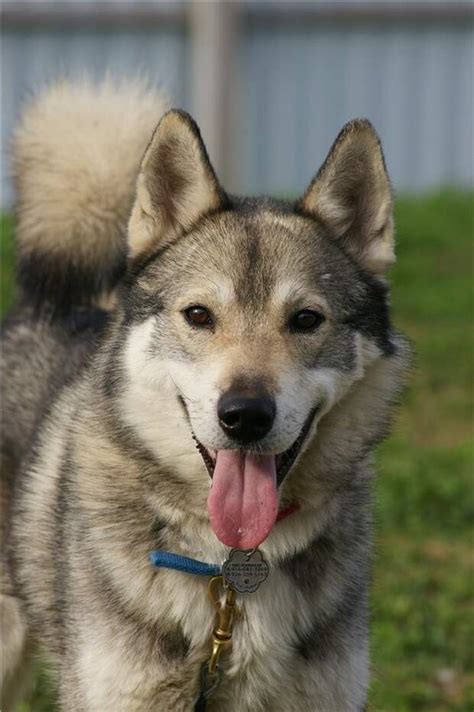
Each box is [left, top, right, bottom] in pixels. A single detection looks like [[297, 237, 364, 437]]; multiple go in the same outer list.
[[77, 466, 368, 711], [76, 524, 368, 711], [163, 565, 313, 700]]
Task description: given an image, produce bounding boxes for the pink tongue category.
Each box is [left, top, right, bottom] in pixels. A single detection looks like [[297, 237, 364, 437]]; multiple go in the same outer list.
[[208, 450, 279, 549]]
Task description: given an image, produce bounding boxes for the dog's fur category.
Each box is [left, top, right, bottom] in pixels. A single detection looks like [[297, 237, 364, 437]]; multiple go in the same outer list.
[[1, 79, 409, 711]]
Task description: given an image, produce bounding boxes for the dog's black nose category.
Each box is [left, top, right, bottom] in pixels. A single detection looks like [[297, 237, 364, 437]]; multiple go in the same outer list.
[[218, 393, 275, 443]]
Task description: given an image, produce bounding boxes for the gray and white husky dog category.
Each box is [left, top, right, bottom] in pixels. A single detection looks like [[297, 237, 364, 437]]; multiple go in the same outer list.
[[1, 79, 409, 711]]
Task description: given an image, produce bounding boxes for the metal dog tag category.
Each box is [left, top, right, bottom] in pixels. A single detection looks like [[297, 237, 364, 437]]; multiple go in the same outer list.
[[222, 548, 269, 594]]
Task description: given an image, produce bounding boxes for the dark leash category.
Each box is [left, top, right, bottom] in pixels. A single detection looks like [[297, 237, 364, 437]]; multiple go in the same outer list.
[[149, 548, 269, 711], [193, 691, 208, 712]]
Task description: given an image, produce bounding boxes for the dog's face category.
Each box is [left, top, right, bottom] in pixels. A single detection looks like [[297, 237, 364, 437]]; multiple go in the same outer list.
[[127, 208, 392, 459], [120, 111, 395, 549]]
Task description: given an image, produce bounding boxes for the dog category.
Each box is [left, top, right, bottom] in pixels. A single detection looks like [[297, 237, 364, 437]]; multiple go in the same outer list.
[[1, 78, 409, 711]]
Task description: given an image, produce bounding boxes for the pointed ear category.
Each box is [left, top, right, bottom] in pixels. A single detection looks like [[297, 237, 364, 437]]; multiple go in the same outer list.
[[298, 120, 394, 274], [128, 110, 227, 258]]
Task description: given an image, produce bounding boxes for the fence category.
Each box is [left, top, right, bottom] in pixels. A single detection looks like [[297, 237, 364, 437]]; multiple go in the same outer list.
[[2, 1, 473, 206]]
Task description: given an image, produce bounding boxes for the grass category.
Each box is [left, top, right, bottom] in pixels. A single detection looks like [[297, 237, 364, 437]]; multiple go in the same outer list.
[[2, 190, 473, 711], [370, 191, 473, 711]]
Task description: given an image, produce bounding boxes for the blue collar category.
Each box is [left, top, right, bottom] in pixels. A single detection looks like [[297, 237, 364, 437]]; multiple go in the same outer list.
[[149, 549, 221, 577]]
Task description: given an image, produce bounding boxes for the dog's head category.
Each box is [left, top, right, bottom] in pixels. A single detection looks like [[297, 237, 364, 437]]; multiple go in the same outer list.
[[119, 111, 396, 549]]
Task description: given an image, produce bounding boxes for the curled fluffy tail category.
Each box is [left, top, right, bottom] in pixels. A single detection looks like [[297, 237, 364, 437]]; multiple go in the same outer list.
[[12, 78, 168, 310]]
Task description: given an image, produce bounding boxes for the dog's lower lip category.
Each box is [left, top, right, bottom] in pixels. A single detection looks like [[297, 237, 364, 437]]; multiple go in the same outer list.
[[192, 405, 319, 485]]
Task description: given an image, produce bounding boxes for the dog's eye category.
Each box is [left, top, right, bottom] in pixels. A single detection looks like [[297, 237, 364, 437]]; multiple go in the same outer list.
[[290, 309, 325, 332], [184, 305, 214, 329]]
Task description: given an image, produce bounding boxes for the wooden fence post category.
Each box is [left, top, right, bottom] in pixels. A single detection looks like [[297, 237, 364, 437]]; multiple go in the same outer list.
[[188, 0, 239, 188]]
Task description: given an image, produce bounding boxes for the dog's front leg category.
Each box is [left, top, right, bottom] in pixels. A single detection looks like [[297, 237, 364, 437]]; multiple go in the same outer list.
[[55, 602, 208, 712], [58, 651, 205, 712]]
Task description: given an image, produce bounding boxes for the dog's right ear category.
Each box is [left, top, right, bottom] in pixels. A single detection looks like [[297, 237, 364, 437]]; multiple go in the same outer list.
[[128, 110, 226, 259]]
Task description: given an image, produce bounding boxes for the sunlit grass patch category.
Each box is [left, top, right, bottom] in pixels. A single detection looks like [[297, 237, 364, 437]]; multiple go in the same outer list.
[[371, 190, 473, 711]]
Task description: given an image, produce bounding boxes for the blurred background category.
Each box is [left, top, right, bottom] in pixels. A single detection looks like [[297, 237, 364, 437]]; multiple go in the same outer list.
[[1, 1, 473, 711], [2, 0, 474, 202]]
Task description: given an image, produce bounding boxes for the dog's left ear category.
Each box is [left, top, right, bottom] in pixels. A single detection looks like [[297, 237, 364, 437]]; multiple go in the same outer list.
[[128, 110, 226, 258], [297, 119, 394, 275]]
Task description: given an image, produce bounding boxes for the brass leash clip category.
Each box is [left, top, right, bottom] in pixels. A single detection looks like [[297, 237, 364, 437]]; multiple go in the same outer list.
[[199, 550, 269, 706], [207, 575, 236, 674]]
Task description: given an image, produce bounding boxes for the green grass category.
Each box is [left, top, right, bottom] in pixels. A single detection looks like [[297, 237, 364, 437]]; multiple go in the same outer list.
[[370, 191, 473, 712], [1, 214, 16, 312], [2, 191, 473, 711]]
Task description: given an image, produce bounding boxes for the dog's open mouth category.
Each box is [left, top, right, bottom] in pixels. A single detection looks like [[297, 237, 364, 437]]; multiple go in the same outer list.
[[192, 405, 318, 486], [189, 406, 319, 550]]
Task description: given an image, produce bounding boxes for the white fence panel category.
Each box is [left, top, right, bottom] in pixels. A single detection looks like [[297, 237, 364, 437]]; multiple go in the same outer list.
[[1, 2, 473, 206]]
